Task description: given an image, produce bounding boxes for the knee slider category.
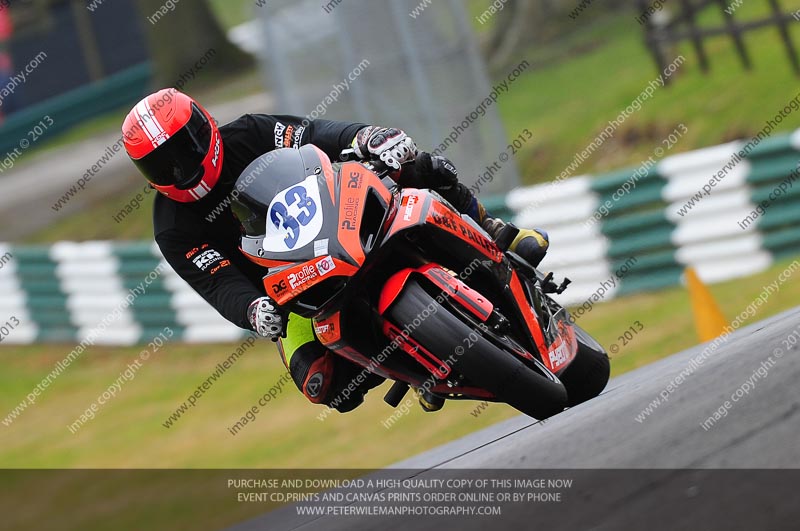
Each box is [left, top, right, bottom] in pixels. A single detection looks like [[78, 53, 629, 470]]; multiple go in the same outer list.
[[288, 344, 335, 404]]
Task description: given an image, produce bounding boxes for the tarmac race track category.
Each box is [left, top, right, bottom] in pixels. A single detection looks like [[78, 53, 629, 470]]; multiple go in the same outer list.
[[229, 307, 800, 531]]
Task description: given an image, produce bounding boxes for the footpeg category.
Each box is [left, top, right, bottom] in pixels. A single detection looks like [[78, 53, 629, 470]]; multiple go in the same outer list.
[[417, 388, 445, 412]]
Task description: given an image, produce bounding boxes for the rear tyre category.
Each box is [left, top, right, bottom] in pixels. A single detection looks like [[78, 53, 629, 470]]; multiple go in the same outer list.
[[387, 280, 567, 419], [559, 324, 610, 407]]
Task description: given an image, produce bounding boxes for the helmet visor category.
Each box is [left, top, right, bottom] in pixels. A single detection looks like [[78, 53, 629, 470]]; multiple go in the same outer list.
[[132, 104, 212, 190]]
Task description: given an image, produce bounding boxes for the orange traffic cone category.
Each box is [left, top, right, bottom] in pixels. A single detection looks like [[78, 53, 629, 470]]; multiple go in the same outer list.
[[685, 267, 727, 342]]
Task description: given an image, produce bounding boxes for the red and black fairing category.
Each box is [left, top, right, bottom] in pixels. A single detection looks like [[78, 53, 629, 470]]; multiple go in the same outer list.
[[373, 188, 578, 383], [233, 146, 392, 315], [234, 145, 577, 400]]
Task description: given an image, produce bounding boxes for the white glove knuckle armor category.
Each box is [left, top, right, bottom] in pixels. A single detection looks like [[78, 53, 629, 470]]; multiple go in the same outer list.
[[354, 126, 418, 169], [249, 296, 284, 339]]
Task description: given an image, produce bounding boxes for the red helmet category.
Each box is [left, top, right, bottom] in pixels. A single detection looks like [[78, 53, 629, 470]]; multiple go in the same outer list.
[[122, 89, 223, 202]]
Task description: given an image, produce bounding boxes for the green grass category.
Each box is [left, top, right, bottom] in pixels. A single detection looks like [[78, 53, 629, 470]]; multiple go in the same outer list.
[[1, 255, 797, 470], [498, 0, 800, 183], [25, 183, 155, 244]]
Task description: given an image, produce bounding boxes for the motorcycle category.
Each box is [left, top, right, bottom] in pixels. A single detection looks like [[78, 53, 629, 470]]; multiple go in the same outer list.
[[231, 145, 610, 419]]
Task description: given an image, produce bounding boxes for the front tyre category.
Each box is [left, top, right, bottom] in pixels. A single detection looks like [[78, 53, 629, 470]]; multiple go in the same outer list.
[[559, 324, 610, 407], [387, 280, 568, 419]]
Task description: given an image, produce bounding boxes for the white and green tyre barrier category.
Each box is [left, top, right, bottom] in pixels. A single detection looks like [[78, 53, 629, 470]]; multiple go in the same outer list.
[[0, 242, 247, 345], [501, 130, 800, 307]]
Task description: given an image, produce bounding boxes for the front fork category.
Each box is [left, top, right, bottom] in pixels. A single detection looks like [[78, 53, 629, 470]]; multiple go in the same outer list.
[[377, 263, 496, 406]]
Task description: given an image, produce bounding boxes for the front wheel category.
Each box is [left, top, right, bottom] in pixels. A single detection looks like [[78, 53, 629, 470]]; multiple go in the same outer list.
[[387, 280, 567, 419], [559, 324, 610, 406]]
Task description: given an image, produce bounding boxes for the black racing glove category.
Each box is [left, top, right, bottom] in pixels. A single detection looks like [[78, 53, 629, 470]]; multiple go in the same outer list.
[[408, 152, 483, 221], [413, 152, 459, 190]]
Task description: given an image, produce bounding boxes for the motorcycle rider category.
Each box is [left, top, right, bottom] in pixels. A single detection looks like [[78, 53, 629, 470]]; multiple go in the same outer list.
[[122, 88, 550, 413]]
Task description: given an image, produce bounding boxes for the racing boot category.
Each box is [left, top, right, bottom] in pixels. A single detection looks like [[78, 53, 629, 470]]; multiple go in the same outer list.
[[417, 388, 445, 412], [481, 216, 549, 267]]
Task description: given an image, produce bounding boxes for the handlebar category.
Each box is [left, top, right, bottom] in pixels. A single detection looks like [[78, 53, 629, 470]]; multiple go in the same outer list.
[[338, 148, 358, 162]]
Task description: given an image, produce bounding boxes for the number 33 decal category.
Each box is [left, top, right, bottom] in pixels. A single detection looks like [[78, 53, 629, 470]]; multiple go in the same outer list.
[[265, 175, 324, 252], [270, 185, 318, 249]]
